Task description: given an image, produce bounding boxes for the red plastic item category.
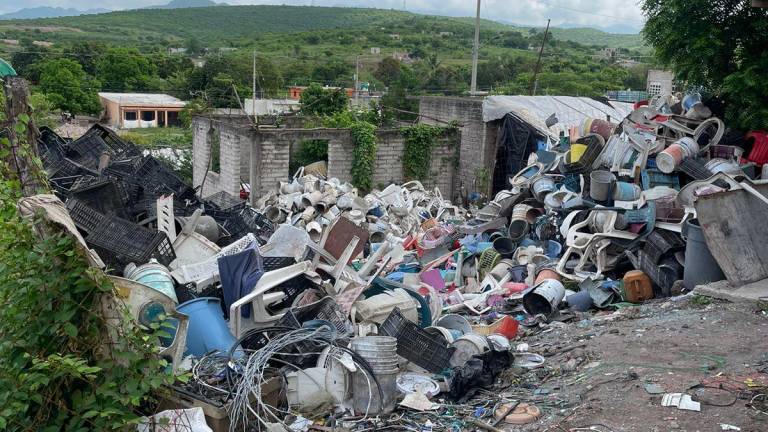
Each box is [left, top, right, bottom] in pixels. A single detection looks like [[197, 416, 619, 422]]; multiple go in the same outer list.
[[746, 131, 768, 166], [494, 315, 519, 339]]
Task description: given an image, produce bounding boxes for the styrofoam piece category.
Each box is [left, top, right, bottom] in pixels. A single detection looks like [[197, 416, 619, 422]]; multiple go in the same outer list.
[[661, 393, 701, 411]]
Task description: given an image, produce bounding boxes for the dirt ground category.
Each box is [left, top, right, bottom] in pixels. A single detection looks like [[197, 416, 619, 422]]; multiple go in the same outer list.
[[498, 296, 768, 432]]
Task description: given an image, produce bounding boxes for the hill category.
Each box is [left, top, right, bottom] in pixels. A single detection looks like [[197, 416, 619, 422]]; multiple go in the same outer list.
[[0, 7, 110, 20], [147, 0, 219, 9], [1, 5, 645, 51]]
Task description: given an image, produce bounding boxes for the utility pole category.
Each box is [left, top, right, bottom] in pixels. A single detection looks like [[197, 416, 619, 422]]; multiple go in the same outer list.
[[469, 0, 481, 96], [252, 50, 258, 126], [530, 19, 550, 96], [354, 55, 360, 107]]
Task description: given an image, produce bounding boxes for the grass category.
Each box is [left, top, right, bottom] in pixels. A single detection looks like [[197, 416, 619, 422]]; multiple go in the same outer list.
[[117, 127, 191, 149]]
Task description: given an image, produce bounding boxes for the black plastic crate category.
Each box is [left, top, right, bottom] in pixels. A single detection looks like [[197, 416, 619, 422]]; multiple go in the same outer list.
[[380, 307, 455, 373], [204, 191, 246, 213], [643, 230, 685, 264], [562, 134, 605, 174], [68, 125, 140, 167], [132, 156, 195, 199], [262, 257, 310, 314], [66, 199, 106, 234], [87, 216, 176, 271], [70, 177, 130, 216]]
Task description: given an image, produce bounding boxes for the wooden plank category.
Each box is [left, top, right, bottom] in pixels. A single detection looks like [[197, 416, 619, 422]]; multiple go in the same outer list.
[[694, 183, 768, 286]]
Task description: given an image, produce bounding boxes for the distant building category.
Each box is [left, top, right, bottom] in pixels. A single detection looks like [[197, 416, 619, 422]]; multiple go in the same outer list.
[[98, 93, 186, 129], [594, 47, 620, 60], [646, 69, 675, 96], [168, 47, 187, 55], [287, 86, 355, 101], [370, 47, 381, 55], [438, 31, 453, 37], [616, 58, 641, 68], [243, 98, 300, 116], [606, 90, 648, 103], [388, 33, 401, 40]]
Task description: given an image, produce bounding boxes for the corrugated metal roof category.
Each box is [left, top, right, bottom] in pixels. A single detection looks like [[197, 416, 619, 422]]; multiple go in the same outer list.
[[98, 92, 186, 107], [483, 95, 634, 138]]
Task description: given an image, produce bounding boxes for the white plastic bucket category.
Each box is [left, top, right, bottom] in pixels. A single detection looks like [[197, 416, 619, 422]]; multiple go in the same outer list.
[[523, 279, 565, 316]]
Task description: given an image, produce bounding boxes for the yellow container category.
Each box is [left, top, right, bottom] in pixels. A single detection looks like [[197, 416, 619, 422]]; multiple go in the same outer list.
[[570, 143, 588, 162]]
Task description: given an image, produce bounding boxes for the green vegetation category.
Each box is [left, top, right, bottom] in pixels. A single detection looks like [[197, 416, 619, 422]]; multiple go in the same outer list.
[[38, 58, 101, 115], [290, 139, 329, 175], [401, 124, 452, 181], [300, 83, 349, 116], [0, 5, 651, 117], [642, 0, 768, 130], [0, 111, 177, 430], [350, 122, 377, 192]]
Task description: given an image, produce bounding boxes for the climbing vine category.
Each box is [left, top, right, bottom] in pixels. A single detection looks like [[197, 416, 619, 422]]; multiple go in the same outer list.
[[350, 121, 377, 192], [0, 86, 177, 430], [401, 124, 454, 181]]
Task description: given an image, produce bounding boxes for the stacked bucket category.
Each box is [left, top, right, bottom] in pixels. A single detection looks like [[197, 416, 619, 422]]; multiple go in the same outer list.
[[350, 336, 399, 415]]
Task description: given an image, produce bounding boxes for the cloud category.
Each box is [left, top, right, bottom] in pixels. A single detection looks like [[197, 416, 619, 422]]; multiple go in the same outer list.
[[1, 0, 645, 32]]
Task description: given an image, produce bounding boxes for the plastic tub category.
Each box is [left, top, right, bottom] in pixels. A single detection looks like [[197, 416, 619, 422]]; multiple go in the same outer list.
[[176, 297, 238, 357], [589, 171, 615, 201], [523, 279, 565, 316]]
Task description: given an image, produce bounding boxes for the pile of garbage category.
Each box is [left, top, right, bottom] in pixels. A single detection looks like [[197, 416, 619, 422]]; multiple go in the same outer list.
[[34, 91, 768, 431]]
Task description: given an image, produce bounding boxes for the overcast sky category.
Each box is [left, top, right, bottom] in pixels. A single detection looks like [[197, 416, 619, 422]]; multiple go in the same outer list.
[[0, 0, 645, 32]]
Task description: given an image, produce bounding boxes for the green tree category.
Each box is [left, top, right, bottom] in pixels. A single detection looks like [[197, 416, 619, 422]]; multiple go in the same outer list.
[[10, 39, 47, 82], [300, 83, 348, 116], [65, 41, 107, 76], [374, 57, 403, 87], [185, 37, 204, 56], [96, 48, 157, 91], [38, 59, 102, 115], [642, 0, 768, 129]]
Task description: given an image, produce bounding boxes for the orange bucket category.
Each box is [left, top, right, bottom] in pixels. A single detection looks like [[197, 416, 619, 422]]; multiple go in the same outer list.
[[494, 315, 519, 339], [534, 268, 561, 284]]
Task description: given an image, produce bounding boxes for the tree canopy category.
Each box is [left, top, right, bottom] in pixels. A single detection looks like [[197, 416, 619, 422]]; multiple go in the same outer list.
[[38, 58, 102, 115], [300, 83, 349, 116], [642, 0, 768, 129]]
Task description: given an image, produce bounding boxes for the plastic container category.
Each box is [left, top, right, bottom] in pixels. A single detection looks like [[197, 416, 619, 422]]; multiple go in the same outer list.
[[352, 367, 397, 415], [623, 270, 654, 303], [613, 182, 642, 201], [87, 216, 176, 271], [494, 315, 519, 339], [66, 198, 106, 234], [589, 171, 616, 201], [523, 279, 565, 316], [380, 308, 454, 373], [508, 220, 529, 242], [450, 334, 490, 367], [678, 158, 713, 180], [176, 297, 238, 357], [124, 259, 178, 303], [492, 237, 517, 259], [745, 131, 768, 166], [531, 176, 556, 200], [682, 219, 725, 290], [570, 143, 587, 162]]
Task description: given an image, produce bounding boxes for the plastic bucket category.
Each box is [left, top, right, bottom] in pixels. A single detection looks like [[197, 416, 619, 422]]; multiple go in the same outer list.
[[657, 144, 686, 173], [613, 182, 642, 201], [352, 368, 397, 415], [589, 119, 616, 141], [492, 237, 517, 259], [677, 137, 700, 157], [705, 158, 741, 175], [532, 176, 556, 200], [352, 336, 397, 349], [124, 260, 178, 303], [508, 220, 530, 242], [176, 297, 238, 357], [683, 219, 725, 289], [566, 290, 593, 311], [534, 267, 561, 284], [589, 171, 616, 201], [523, 279, 565, 316], [511, 204, 533, 222], [425, 326, 456, 343]]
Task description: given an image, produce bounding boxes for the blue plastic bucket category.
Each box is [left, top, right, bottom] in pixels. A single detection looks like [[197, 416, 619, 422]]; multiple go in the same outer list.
[[176, 297, 238, 357], [613, 181, 641, 201]]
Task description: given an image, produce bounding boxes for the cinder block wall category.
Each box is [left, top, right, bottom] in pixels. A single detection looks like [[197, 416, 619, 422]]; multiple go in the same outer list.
[[418, 96, 497, 199], [192, 116, 461, 205]]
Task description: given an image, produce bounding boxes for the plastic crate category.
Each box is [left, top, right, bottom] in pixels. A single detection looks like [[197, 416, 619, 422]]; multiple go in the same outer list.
[[678, 158, 713, 180], [643, 229, 685, 264], [380, 307, 455, 373], [641, 169, 680, 190], [70, 177, 131, 216], [204, 191, 246, 214], [131, 156, 195, 199], [66, 199, 107, 234], [68, 125, 140, 167], [283, 296, 353, 337], [626, 250, 681, 296], [87, 216, 176, 270], [262, 257, 309, 314]]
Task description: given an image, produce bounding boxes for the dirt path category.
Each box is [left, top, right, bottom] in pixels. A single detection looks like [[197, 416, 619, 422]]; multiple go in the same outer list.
[[499, 298, 768, 432]]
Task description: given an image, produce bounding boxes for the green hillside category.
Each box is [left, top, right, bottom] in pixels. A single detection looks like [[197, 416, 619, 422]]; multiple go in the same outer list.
[[548, 27, 645, 51], [0, 5, 645, 51]]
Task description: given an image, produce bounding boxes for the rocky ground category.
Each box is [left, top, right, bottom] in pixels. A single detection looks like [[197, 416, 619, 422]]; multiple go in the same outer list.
[[501, 296, 768, 432]]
